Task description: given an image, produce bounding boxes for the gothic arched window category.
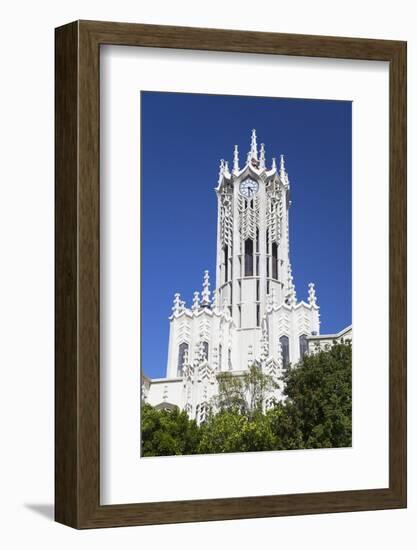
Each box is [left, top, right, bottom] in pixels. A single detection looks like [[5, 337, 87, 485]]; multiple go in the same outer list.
[[280, 335, 290, 370], [244, 238, 253, 276], [299, 334, 308, 359], [177, 342, 189, 376]]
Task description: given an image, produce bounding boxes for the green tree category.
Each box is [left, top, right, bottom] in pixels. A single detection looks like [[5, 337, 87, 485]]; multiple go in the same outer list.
[[277, 342, 352, 449], [198, 410, 276, 454], [265, 404, 305, 450], [141, 403, 201, 457], [141, 343, 352, 456], [214, 362, 277, 419]]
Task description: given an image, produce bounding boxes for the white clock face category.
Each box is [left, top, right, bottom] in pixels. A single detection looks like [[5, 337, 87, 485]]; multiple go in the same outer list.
[[239, 178, 259, 198]]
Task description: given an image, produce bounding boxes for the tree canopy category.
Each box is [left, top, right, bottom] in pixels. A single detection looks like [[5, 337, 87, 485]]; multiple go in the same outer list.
[[279, 342, 352, 449], [141, 403, 201, 457], [213, 363, 277, 418], [141, 342, 352, 457]]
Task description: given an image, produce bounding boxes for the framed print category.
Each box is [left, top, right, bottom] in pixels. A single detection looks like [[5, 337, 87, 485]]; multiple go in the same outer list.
[[55, 20, 406, 528]]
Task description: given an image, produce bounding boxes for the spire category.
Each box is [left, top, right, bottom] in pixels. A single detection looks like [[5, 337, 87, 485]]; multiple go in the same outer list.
[[259, 143, 266, 169], [280, 154, 286, 177], [172, 293, 182, 315], [280, 154, 289, 186], [201, 270, 211, 307], [308, 282, 317, 307], [218, 158, 225, 183], [271, 157, 277, 171], [285, 262, 297, 306], [233, 145, 239, 173], [249, 129, 258, 160], [288, 276, 297, 307], [192, 291, 200, 311]]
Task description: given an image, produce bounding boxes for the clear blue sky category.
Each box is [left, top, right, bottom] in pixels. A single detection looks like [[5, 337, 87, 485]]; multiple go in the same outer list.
[[141, 91, 352, 379]]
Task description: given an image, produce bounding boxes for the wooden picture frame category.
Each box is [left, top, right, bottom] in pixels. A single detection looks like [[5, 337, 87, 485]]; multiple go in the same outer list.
[[55, 20, 407, 528]]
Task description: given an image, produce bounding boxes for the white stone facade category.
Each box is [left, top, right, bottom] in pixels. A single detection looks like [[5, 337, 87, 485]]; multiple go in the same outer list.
[[144, 130, 350, 422]]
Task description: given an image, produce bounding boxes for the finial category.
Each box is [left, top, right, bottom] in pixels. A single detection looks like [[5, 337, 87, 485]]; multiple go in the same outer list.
[[271, 157, 277, 171], [233, 145, 239, 173], [224, 160, 229, 174], [280, 154, 289, 186], [201, 270, 211, 306], [192, 291, 200, 311], [288, 276, 297, 307], [218, 159, 225, 182], [250, 129, 258, 160], [259, 143, 266, 169], [308, 282, 317, 307], [172, 293, 182, 315], [280, 154, 285, 175]]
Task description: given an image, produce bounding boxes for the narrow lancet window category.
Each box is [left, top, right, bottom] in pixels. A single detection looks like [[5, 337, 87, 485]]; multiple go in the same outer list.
[[223, 245, 229, 283], [299, 334, 308, 358], [280, 335, 290, 370], [244, 238, 253, 276], [272, 242, 278, 280], [177, 342, 189, 376]]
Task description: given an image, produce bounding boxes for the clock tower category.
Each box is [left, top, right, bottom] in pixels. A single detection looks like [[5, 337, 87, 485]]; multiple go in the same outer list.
[[145, 129, 325, 423], [215, 130, 293, 368]]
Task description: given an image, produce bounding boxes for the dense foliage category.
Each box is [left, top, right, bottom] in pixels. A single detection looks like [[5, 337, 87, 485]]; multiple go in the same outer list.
[[141, 404, 201, 457], [141, 342, 352, 456]]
